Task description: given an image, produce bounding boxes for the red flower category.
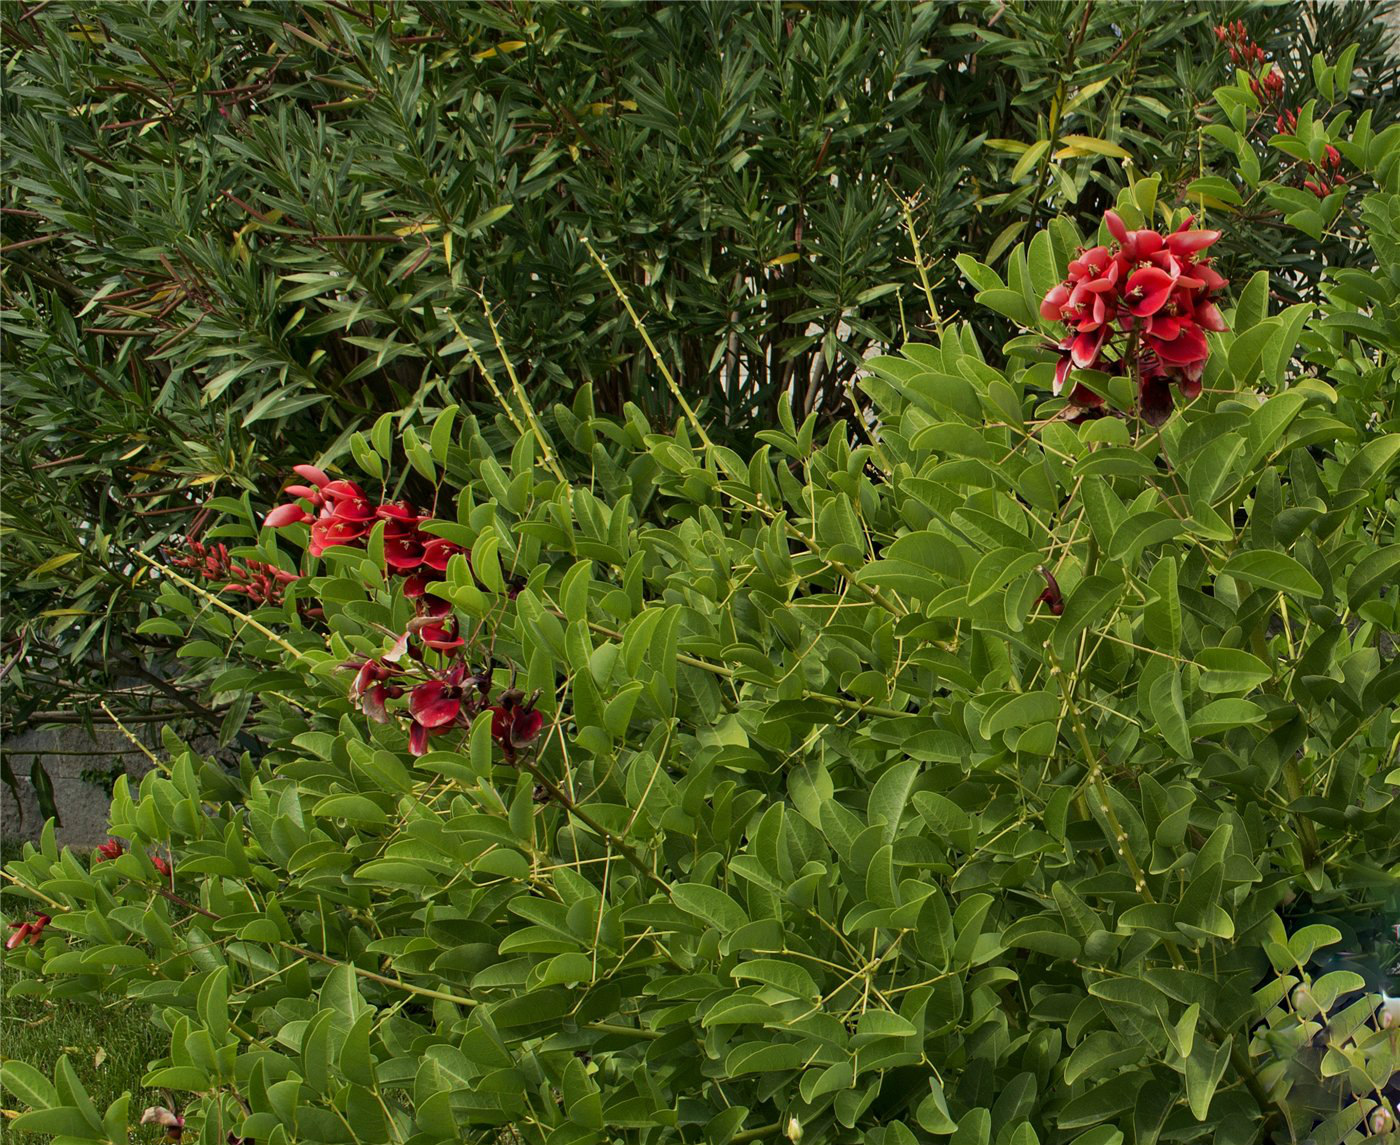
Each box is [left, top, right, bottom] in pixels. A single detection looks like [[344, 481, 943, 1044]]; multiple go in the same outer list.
[[320, 479, 368, 502], [152, 855, 173, 878], [376, 502, 420, 524], [384, 535, 425, 569], [292, 464, 331, 488], [421, 538, 464, 572], [489, 689, 545, 761], [409, 680, 462, 728], [1123, 267, 1174, 316], [5, 914, 51, 950], [94, 838, 125, 863], [1040, 283, 1071, 322], [310, 517, 370, 557], [407, 717, 457, 757], [327, 496, 375, 524]]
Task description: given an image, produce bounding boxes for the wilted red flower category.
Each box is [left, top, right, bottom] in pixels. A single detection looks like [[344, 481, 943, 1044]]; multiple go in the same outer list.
[[1034, 567, 1064, 616], [489, 689, 545, 762], [345, 657, 405, 723], [140, 1106, 185, 1142]]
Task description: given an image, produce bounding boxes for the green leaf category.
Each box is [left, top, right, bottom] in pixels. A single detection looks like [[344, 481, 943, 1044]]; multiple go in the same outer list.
[[1195, 648, 1272, 693], [1339, 434, 1400, 492], [1189, 699, 1265, 736], [1149, 669, 1192, 757], [311, 794, 388, 826], [1234, 270, 1270, 333], [1057, 134, 1131, 159], [1219, 551, 1323, 598], [142, 1066, 213, 1091], [561, 559, 593, 623], [11, 1107, 106, 1137], [672, 883, 749, 931], [868, 760, 920, 846], [731, 959, 820, 1002], [339, 1011, 376, 1087], [1348, 545, 1400, 606], [1184, 1039, 1232, 1120], [0, 1061, 59, 1110], [1288, 924, 1343, 966], [1011, 139, 1051, 183]]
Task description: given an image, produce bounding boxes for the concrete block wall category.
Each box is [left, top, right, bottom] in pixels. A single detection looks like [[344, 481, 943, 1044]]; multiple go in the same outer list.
[[1, 724, 164, 849]]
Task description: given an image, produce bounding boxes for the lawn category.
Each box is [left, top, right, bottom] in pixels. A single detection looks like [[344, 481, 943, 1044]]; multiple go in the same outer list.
[[0, 844, 165, 1144]]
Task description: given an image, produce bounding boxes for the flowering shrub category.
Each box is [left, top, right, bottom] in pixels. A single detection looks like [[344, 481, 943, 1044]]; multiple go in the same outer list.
[[165, 542, 300, 609], [4, 49, 1400, 1145]]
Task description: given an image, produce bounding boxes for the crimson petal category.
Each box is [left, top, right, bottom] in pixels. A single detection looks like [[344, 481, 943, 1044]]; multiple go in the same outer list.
[[410, 681, 461, 728]]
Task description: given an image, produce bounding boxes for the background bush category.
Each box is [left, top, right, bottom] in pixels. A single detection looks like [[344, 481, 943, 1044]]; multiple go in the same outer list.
[[3, 0, 1398, 755]]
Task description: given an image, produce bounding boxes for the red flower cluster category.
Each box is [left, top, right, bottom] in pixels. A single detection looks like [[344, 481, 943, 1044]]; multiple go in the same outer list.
[[265, 464, 541, 761], [1215, 21, 1283, 103], [1271, 109, 1348, 198], [166, 541, 297, 607], [1040, 209, 1228, 425], [6, 914, 51, 950], [344, 595, 544, 759], [265, 465, 464, 599]]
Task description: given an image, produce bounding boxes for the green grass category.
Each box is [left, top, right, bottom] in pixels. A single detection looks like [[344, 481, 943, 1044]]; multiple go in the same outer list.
[[0, 842, 166, 1143]]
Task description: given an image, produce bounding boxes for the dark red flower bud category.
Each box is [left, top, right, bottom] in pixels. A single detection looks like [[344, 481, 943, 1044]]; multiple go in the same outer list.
[[152, 855, 172, 878], [1034, 567, 1064, 616]]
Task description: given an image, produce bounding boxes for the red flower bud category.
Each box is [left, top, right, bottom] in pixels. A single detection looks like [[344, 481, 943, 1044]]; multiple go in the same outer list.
[[265, 503, 313, 528], [1034, 567, 1064, 616], [292, 465, 331, 488]]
